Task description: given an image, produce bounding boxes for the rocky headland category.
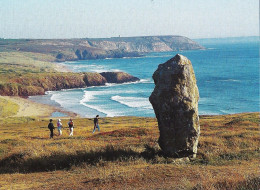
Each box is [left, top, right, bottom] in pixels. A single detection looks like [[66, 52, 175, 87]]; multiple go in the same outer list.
[[0, 35, 204, 61], [0, 72, 139, 96]]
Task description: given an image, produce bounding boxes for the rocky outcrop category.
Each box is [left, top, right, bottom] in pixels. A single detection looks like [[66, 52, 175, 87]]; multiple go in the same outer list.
[[74, 49, 141, 60], [0, 72, 140, 96], [100, 72, 139, 83], [83, 73, 107, 86], [149, 54, 200, 157]]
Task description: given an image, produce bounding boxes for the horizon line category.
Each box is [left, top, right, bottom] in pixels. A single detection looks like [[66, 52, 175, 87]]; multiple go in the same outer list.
[[0, 35, 258, 40]]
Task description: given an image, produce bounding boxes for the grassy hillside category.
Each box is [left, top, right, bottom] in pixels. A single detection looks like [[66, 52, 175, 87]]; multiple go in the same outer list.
[[0, 96, 19, 117], [0, 51, 56, 74], [0, 113, 259, 189]]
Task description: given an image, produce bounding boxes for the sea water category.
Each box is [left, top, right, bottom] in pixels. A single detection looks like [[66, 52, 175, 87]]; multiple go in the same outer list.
[[29, 37, 259, 117]]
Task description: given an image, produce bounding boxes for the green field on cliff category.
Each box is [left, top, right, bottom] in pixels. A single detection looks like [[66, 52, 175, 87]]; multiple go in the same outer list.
[[0, 111, 259, 189], [0, 50, 58, 95]]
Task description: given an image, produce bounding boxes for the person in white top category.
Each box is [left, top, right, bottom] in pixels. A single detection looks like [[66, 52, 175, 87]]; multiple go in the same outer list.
[[57, 119, 63, 136]]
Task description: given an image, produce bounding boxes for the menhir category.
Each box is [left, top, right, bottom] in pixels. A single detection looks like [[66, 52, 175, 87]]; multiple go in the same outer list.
[[149, 54, 200, 157]]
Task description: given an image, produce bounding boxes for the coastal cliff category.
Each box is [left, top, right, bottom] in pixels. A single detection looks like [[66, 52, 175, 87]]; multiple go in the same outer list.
[[0, 35, 204, 61], [89, 36, 204, 53], [0, 72, 140, 96]]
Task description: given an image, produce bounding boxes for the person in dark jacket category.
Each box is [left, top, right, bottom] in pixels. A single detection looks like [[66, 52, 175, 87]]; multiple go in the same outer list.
[[92, 115, 100, 133], [48, 119, 55, 138]]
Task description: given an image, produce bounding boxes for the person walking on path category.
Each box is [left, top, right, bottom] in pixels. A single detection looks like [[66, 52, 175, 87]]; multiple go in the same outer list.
[[92, 115, 100, 134], [68, 118, 74, 136], [57, 119, 63, 136], [48, 119, 55, 138]]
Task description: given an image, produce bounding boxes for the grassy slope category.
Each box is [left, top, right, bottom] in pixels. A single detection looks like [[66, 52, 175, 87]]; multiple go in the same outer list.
[[0, 51, 57, 95], [0, 51, 55, 74], [0, 113, 259, 189], [0, 96, 19, 117]]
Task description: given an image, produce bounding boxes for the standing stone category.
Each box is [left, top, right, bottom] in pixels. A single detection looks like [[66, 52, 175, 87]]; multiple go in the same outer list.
[[149, 54, 200, 157]]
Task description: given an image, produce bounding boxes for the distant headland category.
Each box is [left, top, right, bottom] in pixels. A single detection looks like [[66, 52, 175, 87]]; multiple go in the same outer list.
[[0, 35, 204, 61]]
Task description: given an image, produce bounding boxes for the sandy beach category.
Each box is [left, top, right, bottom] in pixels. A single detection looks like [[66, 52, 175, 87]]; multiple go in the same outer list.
[[0, 96, 77, 118], [54, 62, 72, 72]]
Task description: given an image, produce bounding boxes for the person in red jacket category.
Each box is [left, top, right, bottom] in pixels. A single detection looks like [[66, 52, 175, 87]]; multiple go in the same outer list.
[[68, 119, 74, 136]]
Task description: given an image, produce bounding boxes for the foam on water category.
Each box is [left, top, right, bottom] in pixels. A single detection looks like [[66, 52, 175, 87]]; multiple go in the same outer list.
[[50, 93, 65, 106], [104, 79, 152, 87], [80, 101, 118, 117], [79, 91, 96, 103], [51, 93, 79, 106], [139, 79, 154, 83], [111, 95, 153, 110], [79, 90, 125, 117], [219, 79, 240, 82]]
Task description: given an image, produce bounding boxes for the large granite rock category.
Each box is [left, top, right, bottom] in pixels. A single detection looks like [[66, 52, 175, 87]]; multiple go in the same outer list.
[[149, 54, 200, 157]]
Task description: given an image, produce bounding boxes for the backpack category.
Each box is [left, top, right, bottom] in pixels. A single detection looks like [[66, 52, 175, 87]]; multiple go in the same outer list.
[[69, 121, 73, 127]]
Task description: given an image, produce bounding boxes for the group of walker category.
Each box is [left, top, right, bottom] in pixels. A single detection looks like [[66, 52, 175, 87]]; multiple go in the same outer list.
[[47, 115, 100, 138]]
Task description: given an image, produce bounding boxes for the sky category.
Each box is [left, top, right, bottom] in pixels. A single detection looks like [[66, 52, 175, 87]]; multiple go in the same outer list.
[[0, 0, 259, 39]]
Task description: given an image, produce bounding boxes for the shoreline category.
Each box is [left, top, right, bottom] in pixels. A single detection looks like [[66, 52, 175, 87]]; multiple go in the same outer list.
[[53, 62, 73, 72], [0, 96, 78, 118], [1, 95, 258, 118]]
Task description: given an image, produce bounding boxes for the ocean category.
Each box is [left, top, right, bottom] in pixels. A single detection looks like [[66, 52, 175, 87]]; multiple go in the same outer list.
[[29, 37, 259, 118]]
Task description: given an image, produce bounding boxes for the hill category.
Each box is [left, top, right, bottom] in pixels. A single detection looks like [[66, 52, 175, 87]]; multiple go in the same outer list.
[[0, 35, 204, 61], [0, 112, 259, 189]]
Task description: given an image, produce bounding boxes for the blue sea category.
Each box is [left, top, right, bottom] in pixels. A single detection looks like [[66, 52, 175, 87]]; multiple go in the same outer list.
[[29, 37, 259, 117]]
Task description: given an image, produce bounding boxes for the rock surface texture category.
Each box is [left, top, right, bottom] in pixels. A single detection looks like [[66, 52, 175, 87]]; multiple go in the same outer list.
[[149, 54, 200, 157]]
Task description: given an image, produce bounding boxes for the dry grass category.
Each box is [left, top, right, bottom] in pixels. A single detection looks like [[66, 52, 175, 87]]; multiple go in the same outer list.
[[0, 51, 55, 74], [0, 113, 259, 189], [0, 96, 19, 117]]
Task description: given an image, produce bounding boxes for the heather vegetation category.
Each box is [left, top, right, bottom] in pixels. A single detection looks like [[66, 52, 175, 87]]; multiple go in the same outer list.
[[0, 112, 259, 189]]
